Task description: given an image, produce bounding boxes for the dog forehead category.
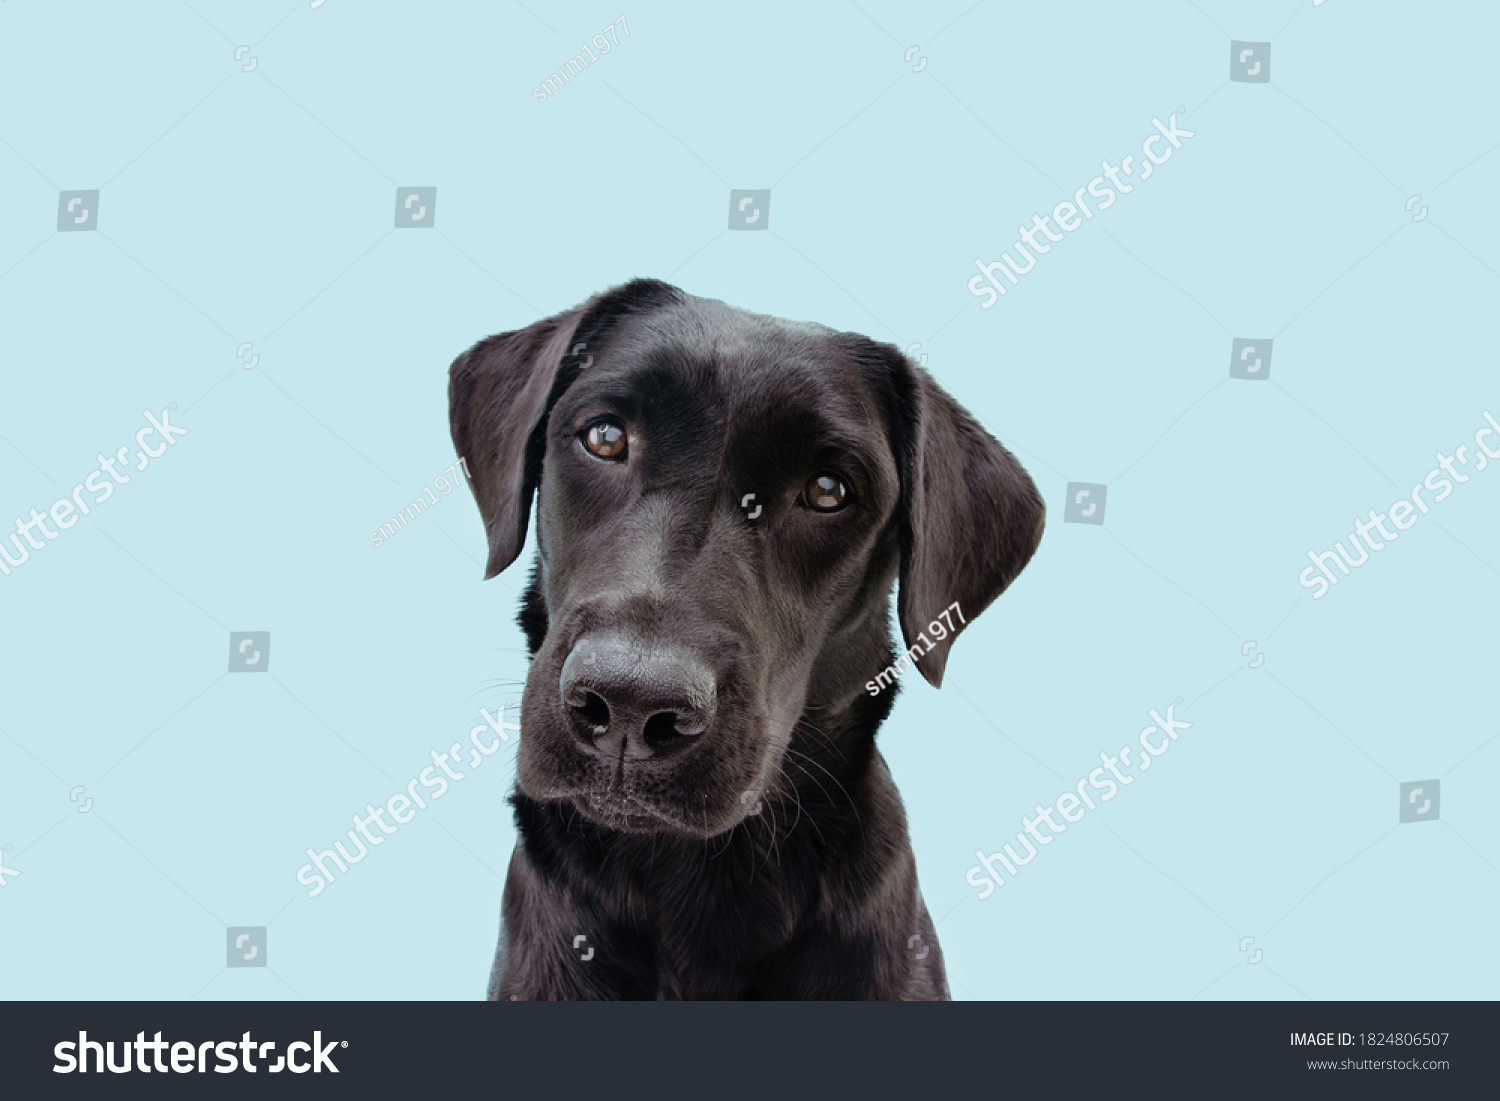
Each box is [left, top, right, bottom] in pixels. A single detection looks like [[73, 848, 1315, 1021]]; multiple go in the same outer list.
[[635, 302, 888, 435]]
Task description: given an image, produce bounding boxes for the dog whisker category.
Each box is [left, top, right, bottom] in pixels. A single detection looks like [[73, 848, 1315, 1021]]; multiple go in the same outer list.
[[791, 716, 847, 763], [769, 760, 819, 848], [781, 747, 863, 838]]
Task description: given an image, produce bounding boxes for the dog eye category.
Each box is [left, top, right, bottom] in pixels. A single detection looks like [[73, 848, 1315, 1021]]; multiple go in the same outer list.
[[583, 420, 627, 460], [803, 473, 849, 512]]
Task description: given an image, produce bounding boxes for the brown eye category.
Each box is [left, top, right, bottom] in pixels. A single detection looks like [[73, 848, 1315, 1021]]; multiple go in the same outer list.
[[584, 420, 627, 460], [804, 473, 849, 512]]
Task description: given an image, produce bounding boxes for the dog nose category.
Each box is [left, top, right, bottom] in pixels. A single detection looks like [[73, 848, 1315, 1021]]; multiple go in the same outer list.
[[560, 635, 717, 760]]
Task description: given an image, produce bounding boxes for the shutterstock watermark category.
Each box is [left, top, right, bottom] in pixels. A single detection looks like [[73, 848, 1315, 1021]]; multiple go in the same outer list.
[[1, 407, 188, 579], [967, 111, 1196, 307], [54, 1031, 343, 1074], [966, 700, 1191, 898], [1299, 409, 1500, 599], [295, 701, 518, 897]]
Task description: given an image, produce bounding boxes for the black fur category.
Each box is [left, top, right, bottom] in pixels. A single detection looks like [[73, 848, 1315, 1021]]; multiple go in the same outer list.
[[448, 279, 1044, 999]]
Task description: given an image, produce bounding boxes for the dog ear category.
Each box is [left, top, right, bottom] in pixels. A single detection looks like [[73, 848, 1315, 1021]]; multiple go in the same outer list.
[[448, 279, 684, 579], [893, 363, 1045, 688]]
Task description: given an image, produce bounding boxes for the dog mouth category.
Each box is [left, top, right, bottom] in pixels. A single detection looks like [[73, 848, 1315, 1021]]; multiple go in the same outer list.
[[573, 791, 693, 834]]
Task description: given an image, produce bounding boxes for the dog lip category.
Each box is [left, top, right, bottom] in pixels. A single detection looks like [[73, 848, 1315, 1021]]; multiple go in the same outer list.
[[578, 792, 658, 821], [575, 792, 691, 834]]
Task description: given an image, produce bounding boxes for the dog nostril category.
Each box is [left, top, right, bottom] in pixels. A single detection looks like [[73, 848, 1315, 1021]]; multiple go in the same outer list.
[[642, 710, 700, 749], [573, 691, 610, 731]]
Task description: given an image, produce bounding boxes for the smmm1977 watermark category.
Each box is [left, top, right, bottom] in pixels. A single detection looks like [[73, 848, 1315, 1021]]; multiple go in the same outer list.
[[865, 602, 965, 696], [369, 457, 469, 547], [533, 15, 629, 103]]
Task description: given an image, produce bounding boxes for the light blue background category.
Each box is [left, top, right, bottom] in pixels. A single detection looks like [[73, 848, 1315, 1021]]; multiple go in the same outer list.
[[1, 0, 1496, 1000]]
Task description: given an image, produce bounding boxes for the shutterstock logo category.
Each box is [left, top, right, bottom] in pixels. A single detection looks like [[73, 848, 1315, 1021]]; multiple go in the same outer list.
[[226, 926, 266, 968], [295, 701, 519, 897], [57, 189, 99, 231], [966, 701, 1192, 898], [1, 408, 189, 581], [1399, 779, 1440, 824], [1230, 337, 1271, 380], [54, 1031, 344, 1074], [1299, 410, 1500, 598], [968, 112, 1195, 307], [1231, 40, 1271, 83], [729, 189, 770, 230], [1064, 483, 1107, 525], [394, 186, 437, 228], [228, 632, 270, 672]]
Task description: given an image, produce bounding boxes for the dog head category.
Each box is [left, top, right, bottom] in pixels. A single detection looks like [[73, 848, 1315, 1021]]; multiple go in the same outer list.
[[449, 279, 1043, 838]]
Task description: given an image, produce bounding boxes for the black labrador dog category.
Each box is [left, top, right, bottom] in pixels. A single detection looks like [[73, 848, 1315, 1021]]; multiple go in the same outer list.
[[448, 279, 1044, 999]]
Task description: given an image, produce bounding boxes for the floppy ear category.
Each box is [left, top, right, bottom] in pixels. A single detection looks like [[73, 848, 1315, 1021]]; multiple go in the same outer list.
[[447, 278, 684, 579], [894, 363, 1045, 688], [448, 308, 587, 578]]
